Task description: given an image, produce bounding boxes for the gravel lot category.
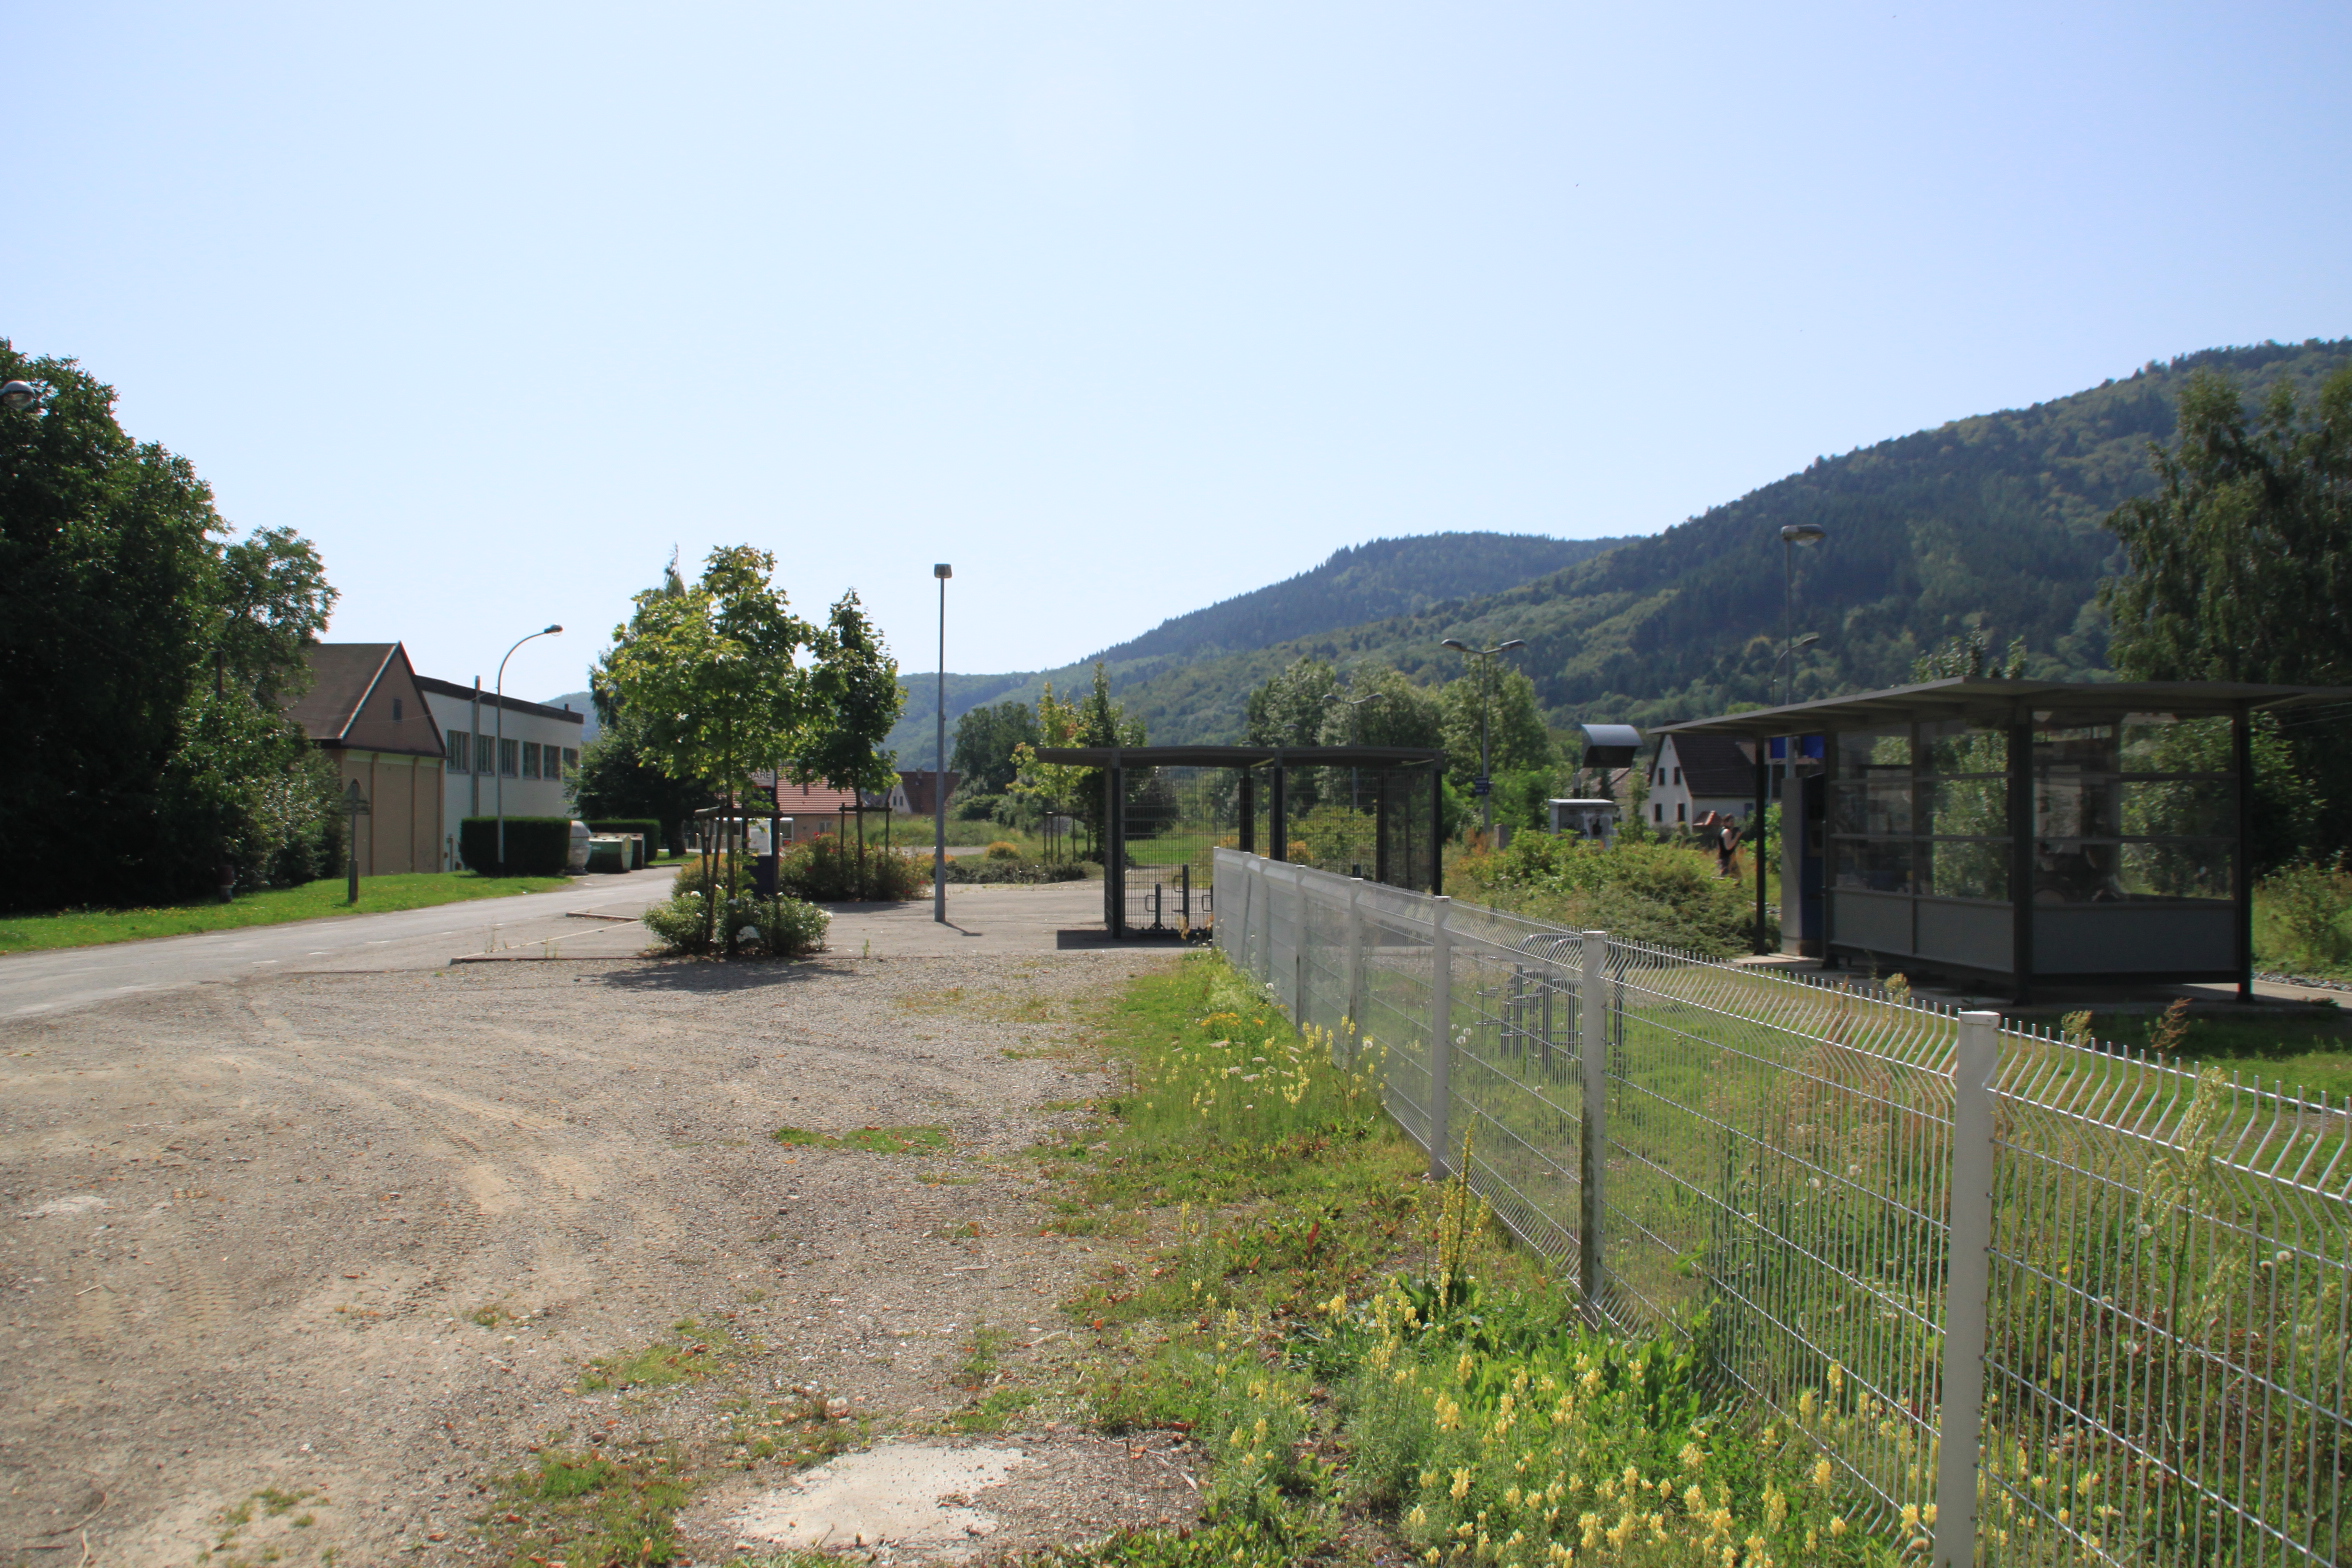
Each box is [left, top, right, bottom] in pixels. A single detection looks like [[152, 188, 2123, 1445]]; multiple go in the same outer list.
[[0, 948, 1186, 1565]]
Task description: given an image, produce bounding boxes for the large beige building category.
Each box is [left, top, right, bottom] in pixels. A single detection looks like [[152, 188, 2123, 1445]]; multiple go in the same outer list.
[[287, 643, 448, 875]]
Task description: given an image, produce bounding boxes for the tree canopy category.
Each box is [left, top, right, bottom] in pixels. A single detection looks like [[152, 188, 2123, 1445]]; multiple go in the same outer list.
[[593, 548, 905, 814], [952, 700, 1043, 796], [1, 341, 340, 910]]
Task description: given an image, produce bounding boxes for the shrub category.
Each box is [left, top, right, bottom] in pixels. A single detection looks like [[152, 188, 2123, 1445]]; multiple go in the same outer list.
[[984, 840, 1022, 860], [641, 887, 829, 957], [2263, 858, 2351, 969], [460, 816, 575, 877], [937, 856, 1087, 884], [1453, 834, 1769, 957], [776, 834, 929, 902]]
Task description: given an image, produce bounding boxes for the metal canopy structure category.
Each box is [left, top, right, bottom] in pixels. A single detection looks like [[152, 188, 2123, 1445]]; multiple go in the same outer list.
[[1031, 743, 1447, 937], [1657, 677, 2352, 999]]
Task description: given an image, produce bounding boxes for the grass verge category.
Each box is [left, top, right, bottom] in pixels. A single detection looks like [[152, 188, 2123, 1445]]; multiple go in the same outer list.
[[0, 870, 583, 954], [1021, 951, 1912, 1567]]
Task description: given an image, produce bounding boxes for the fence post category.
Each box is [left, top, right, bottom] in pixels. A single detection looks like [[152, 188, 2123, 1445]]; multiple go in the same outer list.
[[1932, 1010, 2002, 1568], [1428, 895, 1453, 1180], [1343, 878, 1365, 1063], [1578, 930, 1609, 1323]]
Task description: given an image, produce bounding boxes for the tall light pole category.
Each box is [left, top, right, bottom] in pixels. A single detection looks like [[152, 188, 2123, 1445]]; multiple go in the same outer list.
[[1440, 637, 1526, 840], [495, 624, 563, 870], [1340, 689, 1384, 812], [1778, 524, 1826, 707], [933, 564, 952, 924]]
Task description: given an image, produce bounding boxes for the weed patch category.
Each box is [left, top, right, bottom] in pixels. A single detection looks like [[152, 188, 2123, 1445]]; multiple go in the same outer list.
[[1030, 951, 1910, 1566], [480, 1444, 691, 1565], [770, 1123, 954, 1155], [579, 1324, 726, 1393]]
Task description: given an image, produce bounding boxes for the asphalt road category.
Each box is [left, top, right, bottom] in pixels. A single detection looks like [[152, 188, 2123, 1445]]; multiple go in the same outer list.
[[0, 865, 683, 1019]]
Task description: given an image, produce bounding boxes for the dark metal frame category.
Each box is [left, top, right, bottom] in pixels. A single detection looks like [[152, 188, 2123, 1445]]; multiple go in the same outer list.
[[1032, 744, 1446, 938]]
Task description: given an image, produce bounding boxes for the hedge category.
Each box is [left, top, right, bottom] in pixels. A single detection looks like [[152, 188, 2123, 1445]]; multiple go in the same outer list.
[[586, 818, 666, 862], [460, 816, 576, 877]]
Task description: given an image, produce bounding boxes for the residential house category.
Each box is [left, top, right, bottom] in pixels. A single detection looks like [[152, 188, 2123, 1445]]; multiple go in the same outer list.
[[416, 677, 588, 869], [286, 643, 447, 875], [893, 770, 961, 817], [1644, 733, 1757, 831]]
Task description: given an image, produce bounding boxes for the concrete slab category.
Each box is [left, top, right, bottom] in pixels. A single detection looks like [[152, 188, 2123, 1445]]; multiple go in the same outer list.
[[728, 1443, 1034, 1553]]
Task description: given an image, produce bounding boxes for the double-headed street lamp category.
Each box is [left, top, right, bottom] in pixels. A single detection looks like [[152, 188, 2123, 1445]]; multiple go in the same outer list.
[[495, 624, 563, 869], [1439, 636, 1526, 839], [1778, 523, 1826, 707]]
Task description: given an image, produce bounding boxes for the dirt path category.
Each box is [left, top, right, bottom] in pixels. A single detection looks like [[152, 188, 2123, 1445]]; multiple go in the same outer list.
[[0, 949, 1189, 1565]]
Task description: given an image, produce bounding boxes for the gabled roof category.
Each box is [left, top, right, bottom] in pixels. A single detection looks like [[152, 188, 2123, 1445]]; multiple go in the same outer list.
[[1660, 732, 1755, 798], [288, 643, 446, 759], [750, 772, 867, 814]]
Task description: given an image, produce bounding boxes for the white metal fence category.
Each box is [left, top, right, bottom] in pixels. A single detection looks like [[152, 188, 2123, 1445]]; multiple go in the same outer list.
[[1213, 849, 2352, 1567]]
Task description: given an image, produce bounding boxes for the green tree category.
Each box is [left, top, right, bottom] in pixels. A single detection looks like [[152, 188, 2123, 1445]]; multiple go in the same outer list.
[[1440, 665, 1553, 789], [796, 590, 905, 795], [1, 342, 338, 909], [2103, 364, 2352, 860], [952, 699, 1042, 797]]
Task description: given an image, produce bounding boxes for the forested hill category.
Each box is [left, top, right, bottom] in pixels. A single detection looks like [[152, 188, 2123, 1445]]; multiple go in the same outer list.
[[1094, 533, 1636, 666], [882, 531, 1631, 761], [1098, 338, 2352, 742]]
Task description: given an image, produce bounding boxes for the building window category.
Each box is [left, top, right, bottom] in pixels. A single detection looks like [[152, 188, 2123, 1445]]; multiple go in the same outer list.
[[563, 747, 579, 772], [1653, 803, 1662, 823], [1677, 803, 1686, 824], [478, 736, 496, 774], [1673, 767, 1683, 785], [392, 697, 403, 721], [446, 731, 470, 773], [523, 742, 542, 779], [500, 738, 519, 777], [543, 748, 562, 782]]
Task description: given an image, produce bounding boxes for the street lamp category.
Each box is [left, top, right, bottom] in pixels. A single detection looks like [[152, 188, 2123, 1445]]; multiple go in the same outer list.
[[495, 624, 563, 870], [933, 564, 951, 924], [1778, 524, 1826, 708], [1440, 637, 1526, 839], [0, 381, 41, 413]]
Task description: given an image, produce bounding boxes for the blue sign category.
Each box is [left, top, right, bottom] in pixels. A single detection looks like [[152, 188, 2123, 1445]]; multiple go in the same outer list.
[[1471, 777, 1492, 797]]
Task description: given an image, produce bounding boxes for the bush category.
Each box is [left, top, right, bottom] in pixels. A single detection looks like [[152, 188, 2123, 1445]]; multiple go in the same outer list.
[[642, 887, 829, 957], [586, 818, 665, 861], [776, 833, 929, 902], [937, 856, 1088, 884], [2263, 858, 2351, 969], [460, 816, 576, 877], [984, 840, 1022, 860], [1453, 833, 1769, 957]]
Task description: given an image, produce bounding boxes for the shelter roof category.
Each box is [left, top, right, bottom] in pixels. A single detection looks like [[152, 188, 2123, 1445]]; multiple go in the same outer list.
[[1030, 744, 1444, 768], [1654, 678, 2352, 739]]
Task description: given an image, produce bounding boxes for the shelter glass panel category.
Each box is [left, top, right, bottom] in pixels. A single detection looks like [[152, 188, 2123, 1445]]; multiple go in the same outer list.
[[2029, 710, 2238, 905]]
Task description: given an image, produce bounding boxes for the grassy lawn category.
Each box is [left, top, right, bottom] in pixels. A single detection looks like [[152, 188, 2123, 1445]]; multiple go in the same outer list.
[[0, 870, 585, 955]]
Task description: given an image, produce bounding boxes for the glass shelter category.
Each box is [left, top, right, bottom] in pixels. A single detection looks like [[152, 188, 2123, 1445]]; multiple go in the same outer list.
[[1656, 679, 2348, 999]]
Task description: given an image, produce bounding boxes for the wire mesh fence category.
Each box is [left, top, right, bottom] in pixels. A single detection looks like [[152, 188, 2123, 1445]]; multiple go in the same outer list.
[[1212, 848, 2352, 1567]]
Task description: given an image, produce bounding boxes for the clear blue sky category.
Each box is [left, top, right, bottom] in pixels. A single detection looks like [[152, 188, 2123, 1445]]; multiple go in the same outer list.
[[7, 3, 2348, 700]]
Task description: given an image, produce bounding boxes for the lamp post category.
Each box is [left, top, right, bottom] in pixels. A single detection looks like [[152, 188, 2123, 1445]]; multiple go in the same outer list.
[[495, 624, 563, 870], [0, 380, 42, 413], [1440, 637, 1526, 839], [933, 564, 952, 924], [1778, 524, 1826, 708], [1340, 689, 1384, 811]]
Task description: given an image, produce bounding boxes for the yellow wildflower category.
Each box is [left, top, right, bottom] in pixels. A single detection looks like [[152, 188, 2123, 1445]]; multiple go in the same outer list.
[[1451, 1467, 1475, 1501], [1830, 1516, 1848, 1537], [1679, 1441, 1706, 1471], [1764, 1486, 1787, 1531], [1811, 1458, 1833, 1491], [1684, 1484, 1706, 1514]]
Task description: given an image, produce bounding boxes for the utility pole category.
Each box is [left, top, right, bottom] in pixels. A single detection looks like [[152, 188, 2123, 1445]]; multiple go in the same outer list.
[[933, 564, 952, 923]]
